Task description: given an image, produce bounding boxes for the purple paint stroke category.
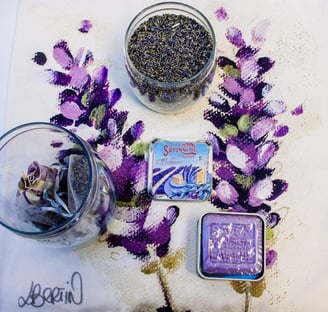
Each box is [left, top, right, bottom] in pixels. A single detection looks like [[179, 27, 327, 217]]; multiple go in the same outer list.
[[60, 101, 84, 120], [53, 40, 74, 70], [215, 7, 228, 21], [226, 26, 245, 48], [291, 104, 304, 116], [46, 69, 71, 86], [204, 20, 290, 234], [32, 52, 47, 66], [79, 20, 93, 33], [251, 19, 270, 46], [274, 124, 289, 137], [266, 249, 278, 267]]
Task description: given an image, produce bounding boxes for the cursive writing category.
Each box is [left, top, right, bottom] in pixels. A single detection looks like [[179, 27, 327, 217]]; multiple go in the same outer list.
[[18, 271, 83, 308], [163, 143, 197, 157]]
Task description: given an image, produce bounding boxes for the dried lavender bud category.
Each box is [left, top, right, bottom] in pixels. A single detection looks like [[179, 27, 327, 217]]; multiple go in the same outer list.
[[126, 10, 216, 113], [128, 14, 213, 83]]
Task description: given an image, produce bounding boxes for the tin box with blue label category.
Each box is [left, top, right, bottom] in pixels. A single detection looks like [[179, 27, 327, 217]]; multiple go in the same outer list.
[[147, 139, 212, 200]]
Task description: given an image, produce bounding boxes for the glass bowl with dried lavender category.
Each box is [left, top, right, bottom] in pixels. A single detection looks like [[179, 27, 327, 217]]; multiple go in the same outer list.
[[124, 2, 216, 114], [0, 122, 116, 248]]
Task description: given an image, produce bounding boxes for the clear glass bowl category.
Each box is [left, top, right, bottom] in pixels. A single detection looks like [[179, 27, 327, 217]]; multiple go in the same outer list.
[[0, 122, 116, 248], [124, 2, 216, 114]]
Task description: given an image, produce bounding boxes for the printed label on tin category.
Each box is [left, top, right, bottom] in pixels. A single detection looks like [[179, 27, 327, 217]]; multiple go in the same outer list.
[[148, 140, 212, 200], [197, 212, 265, 281]]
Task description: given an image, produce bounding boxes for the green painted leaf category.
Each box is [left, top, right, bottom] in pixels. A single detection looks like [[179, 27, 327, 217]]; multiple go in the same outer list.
[[131, 141, 149, 157], [237, 114, 253, 132], [160, 249, 185, 272], [81, 92, 90, 107], [219, 124, 239, 139], [234, 174, 254, 190], [230, 281, 248, 294], [89, 104, 106, 128], [249, 278, 266, 297], [141, 260, 159, 275], [266, 227, 275, 241], [223, 65, 240, 78]]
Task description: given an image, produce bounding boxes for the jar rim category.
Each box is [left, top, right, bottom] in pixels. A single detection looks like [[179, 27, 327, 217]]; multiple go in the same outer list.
[[124, 1, 217, 88], [0, 122, 97, 238]]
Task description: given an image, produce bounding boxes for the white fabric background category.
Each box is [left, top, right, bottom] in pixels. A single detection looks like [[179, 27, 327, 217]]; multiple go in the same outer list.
[[1, 0, 328, 311]]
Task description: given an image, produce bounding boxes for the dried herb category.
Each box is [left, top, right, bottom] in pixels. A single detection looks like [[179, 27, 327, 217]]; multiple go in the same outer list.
[[128, 14, 213, 83], [126, 13, 215, 111]]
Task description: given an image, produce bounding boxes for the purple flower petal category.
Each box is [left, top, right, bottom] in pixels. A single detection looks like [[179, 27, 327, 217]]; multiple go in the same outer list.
[[53, 40, 73, 70], [239, 88, 255, 107], [93, 66, 108, 86], [216, 166, 234, 181], [264, 100, 286, 116], [46, 69, 71, 86], [106, 118, 117, 139], [266, 212, 281, 228], [69, 66, 90, 90], [109, 88, 122, 107], [32, 52, 47, 66], [256, 141, 278, 169], [251, 19, 270, 46], [58, 89, 79, 104], [236, 46, 259, 59], [107, 234, 123, 248], [257, 57, 275, 74], [267, 179, 288, 201], [147, 221, 171, 246], [291, 104, 303, 116], [60, 101, 84, 120], [250, 118, 277, 141], [215, 180, 239, 205], [122, 121, 144, 145], [74, 48, 94, 67], [50, 114, 74, 127], [266, 249, 277, 267], [205, 132, 221, 158], [122, 237, 147, 254], [208, 92, 230, 111], [248, 178, 273, 207], [274, 125, 289, 137], [240, 58, 260, 86], [226, 26, 245, 48], [166, 205, 179, 225], [226, 143, 255, 175], [223, 77, 242, 95], [215, 7, 228, 21], [79, 19, 93, 33]]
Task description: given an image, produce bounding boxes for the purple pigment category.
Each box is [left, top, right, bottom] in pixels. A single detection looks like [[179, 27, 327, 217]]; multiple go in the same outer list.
[[199, 212, 265, 280], [215, 7, 228, 21], [79, 20, 93, 33], [32, 52, 47, 65]]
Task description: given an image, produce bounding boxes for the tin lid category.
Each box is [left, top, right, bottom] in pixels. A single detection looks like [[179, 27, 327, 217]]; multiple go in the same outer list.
[[147, 139, 213, 200], [197, 212, 266, 281]]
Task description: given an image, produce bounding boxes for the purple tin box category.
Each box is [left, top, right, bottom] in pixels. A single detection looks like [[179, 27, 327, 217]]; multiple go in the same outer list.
[[197, 212, 265, 281]]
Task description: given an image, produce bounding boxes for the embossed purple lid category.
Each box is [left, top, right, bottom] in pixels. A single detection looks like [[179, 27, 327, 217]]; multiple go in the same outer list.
[[197, 212, 265, 280]]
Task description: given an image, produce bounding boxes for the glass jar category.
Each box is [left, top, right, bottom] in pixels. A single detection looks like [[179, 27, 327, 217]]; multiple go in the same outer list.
[[0, 122, 116, 248], [124, 2, 216, 114]]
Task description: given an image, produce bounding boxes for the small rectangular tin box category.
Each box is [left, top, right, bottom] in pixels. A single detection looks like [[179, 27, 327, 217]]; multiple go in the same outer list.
[[197, 212, 265, 281], [147, 139, 212, 200]]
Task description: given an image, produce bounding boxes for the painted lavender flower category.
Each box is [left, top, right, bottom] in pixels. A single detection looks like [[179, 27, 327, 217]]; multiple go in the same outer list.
[[34, 29, 182, 311], [204, 8, 302, 310]]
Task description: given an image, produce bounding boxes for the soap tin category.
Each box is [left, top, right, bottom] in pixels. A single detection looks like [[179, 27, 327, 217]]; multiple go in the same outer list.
[[197, 212, 266, 281], [147, 139, 213, 200]]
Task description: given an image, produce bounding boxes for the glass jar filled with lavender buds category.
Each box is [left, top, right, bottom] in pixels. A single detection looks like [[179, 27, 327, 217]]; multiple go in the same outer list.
[[124, 2, 216, 114], [0, 122, 116, 248]]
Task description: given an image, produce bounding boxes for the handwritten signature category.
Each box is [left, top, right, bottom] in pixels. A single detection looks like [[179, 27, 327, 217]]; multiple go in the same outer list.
[[18, 271, 83, 308]]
